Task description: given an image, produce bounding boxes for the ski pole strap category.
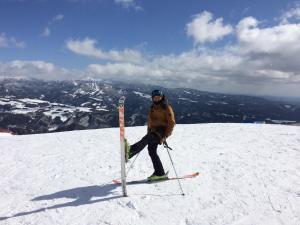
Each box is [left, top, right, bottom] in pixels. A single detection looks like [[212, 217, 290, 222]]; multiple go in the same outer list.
[[163, 141, 173, 150]]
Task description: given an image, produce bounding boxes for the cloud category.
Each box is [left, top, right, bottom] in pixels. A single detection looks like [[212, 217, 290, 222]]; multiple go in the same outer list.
[[87, 63, 147, 77], [186, 11, 233, 44], [2, 10, 300, 97], [66, 38, 102, 58], [235, 16, 300, 72], [66, 0, 101, 2], [256, 69, 294, 80], [9, 60, 55, 72], [280, 3, 300, 24], [0, 34, 9, 48], [0, 60, 82, 80], [83, 11, 300, 97], [65, 0, 142, 10], [85, 46, 300, 97], [66, 37, 143, 63], [114, 0, 142, 11], [41, 14, 64, 38], [86, 49, 246, 88], [41, 27, 51, 37], [51, 14, 64, 23], [0, 33, 25, 48], [242, 7, 251, 15]]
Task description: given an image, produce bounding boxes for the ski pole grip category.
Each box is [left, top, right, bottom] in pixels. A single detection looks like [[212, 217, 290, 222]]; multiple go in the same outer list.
[[163, 141, 173, 150]]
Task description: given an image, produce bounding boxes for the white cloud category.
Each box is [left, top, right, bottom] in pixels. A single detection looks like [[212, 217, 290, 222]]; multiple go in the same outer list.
[[242, 7, 251, 15], [87, 63, 147, 77], [2, 10, 300, 97], [186, 11, 233, 44], [66, 0, 101, 2], [41, 27, 51, 37], [52, 14, 64, 23], [114, 0, 134, 6], [66, 38, 101, 58], [0, 33, 25, 48], [280, 4, 300, 24], [114, 0, 142, 11], [256, 69, 293, 80], [84, 13, 300, 97], [66, 37, 143, 63], [0, 60, 82, 80], [10, 37, 26, 48], [0, 33, 8, 48], [236, 16, 258, 31], [86, 51, 234, 85], [9, 60, 55, 72], [41, 14, 64, 38], [236, 16, 300, 70]]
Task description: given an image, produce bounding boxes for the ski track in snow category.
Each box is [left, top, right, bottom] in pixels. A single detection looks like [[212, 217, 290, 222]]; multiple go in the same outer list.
[[0, 123, 299, 225]]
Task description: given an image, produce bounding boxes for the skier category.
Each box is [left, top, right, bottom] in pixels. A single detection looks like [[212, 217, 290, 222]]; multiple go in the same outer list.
[[125, 89, 176, 181]]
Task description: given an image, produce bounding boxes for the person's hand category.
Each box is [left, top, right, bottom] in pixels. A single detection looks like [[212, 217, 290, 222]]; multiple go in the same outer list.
[[160, 136, 167, 145]]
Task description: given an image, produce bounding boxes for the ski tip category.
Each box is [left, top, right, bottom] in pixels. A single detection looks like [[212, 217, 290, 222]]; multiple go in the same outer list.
[[185, 172, 200, 178]]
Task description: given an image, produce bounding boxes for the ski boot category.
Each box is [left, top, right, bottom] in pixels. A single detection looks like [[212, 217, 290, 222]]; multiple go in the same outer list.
[[147, 172, 169, 182], [124, 138, 131, 163]]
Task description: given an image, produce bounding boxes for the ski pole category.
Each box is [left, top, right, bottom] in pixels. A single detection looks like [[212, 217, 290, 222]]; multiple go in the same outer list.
[[126, 152, 140, 176], [163, 141, 185, 196], [112, 153, 140, 185]]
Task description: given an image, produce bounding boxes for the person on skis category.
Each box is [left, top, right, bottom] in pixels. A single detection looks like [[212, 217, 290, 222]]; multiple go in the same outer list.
[[125, 89, 176, 181]]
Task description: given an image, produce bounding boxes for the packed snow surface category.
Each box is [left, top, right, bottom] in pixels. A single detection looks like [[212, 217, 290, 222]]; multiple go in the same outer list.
[[0, 132, 13, 136], [0, 123, 299, 225]]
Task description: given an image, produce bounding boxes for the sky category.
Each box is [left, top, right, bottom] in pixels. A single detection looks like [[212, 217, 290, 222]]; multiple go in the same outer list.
[[0, 0, 300, 97]]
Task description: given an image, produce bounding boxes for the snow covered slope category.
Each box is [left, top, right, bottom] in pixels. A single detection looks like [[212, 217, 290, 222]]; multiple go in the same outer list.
[[0, 124, 299, 225]]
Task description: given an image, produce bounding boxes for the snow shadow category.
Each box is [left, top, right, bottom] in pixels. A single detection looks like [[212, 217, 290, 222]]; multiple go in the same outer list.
[[0, 183, 121, 221]]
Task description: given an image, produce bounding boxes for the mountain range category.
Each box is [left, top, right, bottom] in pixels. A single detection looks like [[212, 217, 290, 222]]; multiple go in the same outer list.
[[0, 78, 299, 134]]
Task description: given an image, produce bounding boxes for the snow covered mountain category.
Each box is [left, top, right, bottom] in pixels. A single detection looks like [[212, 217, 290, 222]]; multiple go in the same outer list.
[[1, 78, 300, 134], [0, 123, 299, 225]]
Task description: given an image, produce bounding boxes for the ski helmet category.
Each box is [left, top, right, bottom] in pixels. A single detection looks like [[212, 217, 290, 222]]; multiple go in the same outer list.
[[151, 89, 163, 98]]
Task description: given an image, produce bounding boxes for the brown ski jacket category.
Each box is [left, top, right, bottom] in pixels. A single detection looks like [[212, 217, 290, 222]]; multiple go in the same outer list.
[[147, 97, 175, 139]]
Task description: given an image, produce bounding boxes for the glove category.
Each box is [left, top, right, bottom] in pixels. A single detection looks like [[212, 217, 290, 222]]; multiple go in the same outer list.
[[159, 136, 167, 145], [162, 140, 173, 150]]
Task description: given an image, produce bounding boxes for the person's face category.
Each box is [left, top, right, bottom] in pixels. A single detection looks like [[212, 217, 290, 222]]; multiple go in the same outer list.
[[152, 96, 162, 102]]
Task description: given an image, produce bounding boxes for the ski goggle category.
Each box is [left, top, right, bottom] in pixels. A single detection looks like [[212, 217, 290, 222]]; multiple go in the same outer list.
[[151, 90, 163, 97]]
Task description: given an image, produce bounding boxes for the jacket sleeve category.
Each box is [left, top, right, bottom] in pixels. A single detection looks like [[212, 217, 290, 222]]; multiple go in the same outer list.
[[164, 105, 175, 137]]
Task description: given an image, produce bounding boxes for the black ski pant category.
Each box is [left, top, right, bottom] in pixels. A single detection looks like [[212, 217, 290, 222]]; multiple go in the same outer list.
[[129, 132, 165, 176]]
